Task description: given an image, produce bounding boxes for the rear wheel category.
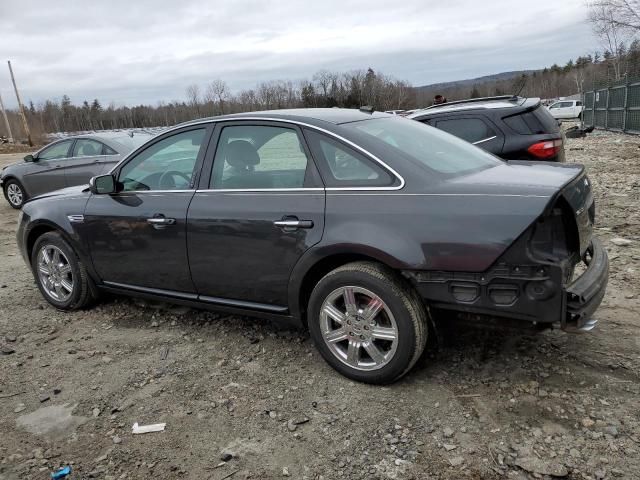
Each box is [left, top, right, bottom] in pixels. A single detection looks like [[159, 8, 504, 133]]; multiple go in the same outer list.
[[308, 261, 428, 384], [31, 232, 96, 310], [4, 179, 26, 209]]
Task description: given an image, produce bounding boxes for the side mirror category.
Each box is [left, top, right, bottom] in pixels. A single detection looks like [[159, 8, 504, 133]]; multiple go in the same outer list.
[[24, 154, 35, 162], [89, 174, 116, 194]]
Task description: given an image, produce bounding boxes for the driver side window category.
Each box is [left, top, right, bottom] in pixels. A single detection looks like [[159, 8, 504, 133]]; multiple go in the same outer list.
[[118, 129, 206, 192], [39, 140, 73, 161]]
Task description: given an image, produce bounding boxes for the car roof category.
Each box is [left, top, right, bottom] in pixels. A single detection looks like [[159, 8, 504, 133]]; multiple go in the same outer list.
[[408, 96, 541, 118], [79, 131, 156, 142], [179, 108, 393, 127], [41, 130, 157, 154]]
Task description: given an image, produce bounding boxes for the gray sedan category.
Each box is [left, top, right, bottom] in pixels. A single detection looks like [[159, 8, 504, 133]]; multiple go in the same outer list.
[[1, 131, 155, 209]]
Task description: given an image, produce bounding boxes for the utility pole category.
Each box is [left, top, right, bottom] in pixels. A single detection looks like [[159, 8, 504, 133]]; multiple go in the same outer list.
[[0, 92, 13, 142], [7, 60, 33, 146]]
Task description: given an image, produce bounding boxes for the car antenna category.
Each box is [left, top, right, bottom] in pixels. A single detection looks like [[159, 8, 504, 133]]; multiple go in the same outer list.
[[128, 131, 134, 137], [359, 105, 374, 114], [511, 76, 527, 101]]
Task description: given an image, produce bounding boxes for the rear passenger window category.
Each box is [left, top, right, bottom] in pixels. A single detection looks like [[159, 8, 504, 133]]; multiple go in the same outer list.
[[305, 130, 393, 187], [210, 125, 309, 189], [503, 114, 531, 134], [73, 139, 104, 157], [503, 107, 559, 135], [434, 118, 496, 144]]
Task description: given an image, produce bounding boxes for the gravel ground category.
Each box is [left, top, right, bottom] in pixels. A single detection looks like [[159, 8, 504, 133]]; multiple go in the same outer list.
[[0, 130, 639, 480]]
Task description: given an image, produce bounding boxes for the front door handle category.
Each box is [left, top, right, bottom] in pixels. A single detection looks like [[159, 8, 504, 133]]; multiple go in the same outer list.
[[147, 216, 176, 229], [274, 218, 314, 229]]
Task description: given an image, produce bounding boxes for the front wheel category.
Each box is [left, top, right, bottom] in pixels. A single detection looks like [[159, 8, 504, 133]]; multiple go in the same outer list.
[[4, 179, 26, 209], [31, 232, 96, 310], [308, 262, 428, 384]]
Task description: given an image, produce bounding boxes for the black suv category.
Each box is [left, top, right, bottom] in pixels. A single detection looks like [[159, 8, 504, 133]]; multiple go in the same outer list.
[[408, 96, 565, 162]]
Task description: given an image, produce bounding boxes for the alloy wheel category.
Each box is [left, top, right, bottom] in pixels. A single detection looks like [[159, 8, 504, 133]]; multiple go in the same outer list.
[[319, 286, 398, 371], [36, 245, 74, 302], [6, 183, 23, 207]]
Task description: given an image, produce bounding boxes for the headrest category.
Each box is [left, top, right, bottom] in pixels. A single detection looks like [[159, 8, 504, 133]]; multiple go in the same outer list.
[[225, 140, 260, 169], [80, 143, 99, 156]]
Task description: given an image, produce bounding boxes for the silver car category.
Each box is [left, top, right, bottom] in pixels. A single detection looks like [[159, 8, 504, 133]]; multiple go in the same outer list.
[[1, 131, 155, 209]]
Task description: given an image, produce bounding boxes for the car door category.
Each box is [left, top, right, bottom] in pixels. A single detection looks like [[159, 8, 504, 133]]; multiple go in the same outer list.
[[64, 138, 114, 187], [549, 101, 572, 119], [83, 126, 212, 294], [187, 121, 325, 310], [23, 139, 73, 197], [433, 116, 505, 155]]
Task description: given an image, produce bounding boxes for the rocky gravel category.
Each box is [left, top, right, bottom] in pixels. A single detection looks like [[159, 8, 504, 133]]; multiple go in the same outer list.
[[0, 129, 639, 479]]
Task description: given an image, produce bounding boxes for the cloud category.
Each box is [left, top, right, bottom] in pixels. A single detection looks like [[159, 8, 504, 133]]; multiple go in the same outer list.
[[0, 0, 593, 107]]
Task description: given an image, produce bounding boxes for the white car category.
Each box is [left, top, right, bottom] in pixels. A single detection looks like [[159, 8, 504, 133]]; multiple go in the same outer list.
[[547, 100, 584, 120]]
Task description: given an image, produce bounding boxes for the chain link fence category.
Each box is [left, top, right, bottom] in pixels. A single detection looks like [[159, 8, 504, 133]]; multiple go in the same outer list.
[[583, 80, 640, 133], [583, 63, 640, 134]]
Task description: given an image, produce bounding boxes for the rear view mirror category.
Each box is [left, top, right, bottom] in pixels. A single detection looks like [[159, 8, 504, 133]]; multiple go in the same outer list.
[[89, 174, 116, 194], [23, 154, 35, 162]]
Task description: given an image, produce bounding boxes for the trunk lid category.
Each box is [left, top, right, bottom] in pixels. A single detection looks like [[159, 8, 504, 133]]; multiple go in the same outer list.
[[440, 161, 594, 256], [440, 161, 583, 196]]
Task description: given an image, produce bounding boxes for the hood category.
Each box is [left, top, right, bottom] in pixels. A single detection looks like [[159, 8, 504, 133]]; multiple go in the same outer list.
[[434, 161, 584, 197], [29, 184, 90, 202], [1, 160, 31, 177]]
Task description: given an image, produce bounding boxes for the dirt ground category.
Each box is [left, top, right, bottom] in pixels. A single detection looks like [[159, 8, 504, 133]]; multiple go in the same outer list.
[[0, 130, 639, 480], [0, 144, 41, 155]]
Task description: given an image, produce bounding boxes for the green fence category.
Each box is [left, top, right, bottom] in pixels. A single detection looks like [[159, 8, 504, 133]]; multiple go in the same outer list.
[[583, 81, 640, 133]]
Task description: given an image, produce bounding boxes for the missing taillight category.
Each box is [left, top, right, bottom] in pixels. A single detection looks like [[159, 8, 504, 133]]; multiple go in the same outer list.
[[527, 139, 563, 159]]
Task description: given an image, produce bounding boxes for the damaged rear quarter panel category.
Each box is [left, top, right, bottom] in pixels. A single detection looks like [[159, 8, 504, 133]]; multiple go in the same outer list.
[[322, 192, 552, 272]]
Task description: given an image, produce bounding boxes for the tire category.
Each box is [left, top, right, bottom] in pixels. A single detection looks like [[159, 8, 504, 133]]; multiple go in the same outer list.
[[31, 231, 96, 310], [3, 179, 26, 209], [307, 261, 428, 384]]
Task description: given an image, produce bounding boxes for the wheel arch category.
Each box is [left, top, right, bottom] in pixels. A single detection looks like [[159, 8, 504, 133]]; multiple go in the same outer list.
[[26, 222, 66, 263], [289, 245, 412, 328], [2, 175, 29, 200]]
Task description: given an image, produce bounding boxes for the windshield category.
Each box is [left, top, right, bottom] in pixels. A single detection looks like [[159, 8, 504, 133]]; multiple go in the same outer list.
[[345, 117, 502, 176]]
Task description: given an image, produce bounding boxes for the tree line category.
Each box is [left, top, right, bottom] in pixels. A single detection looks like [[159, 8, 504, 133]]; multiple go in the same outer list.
[[417, 39, 640, 105], [0, 68, 414, 142]]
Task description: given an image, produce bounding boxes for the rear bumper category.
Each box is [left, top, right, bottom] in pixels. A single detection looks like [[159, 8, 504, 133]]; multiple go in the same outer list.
[[562, 238, 608, 332], [404, 237, 608, 333]]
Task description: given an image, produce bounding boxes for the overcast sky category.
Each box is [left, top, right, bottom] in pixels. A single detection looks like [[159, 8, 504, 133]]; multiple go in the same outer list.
[[0, 0, 594, 108]]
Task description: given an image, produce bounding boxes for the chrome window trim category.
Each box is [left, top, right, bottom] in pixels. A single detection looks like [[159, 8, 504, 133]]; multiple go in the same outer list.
[[112, 189, 195, 194], [196, 188, 324, 193], [472, 135, 497, 145], [107, 117, 406, 191], [193, 190, 549, 198]]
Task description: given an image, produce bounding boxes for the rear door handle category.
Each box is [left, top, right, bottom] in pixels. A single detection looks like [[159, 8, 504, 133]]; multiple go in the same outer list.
[[274, 219, 314, 229]]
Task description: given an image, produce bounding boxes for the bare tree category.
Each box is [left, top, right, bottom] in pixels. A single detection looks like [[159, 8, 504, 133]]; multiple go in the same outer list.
[[185, 84, 201, 115], [589, 2, 633, 79], [205, 79, 229, 115], [589, 0, 640, 30]]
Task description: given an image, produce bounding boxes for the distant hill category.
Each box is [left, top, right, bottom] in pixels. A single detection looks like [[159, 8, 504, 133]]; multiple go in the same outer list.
[[415, 70, 539, 92]]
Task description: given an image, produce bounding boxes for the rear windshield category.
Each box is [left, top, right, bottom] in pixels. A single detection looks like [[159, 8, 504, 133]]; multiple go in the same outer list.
[[111, 133, 155, 152], [344, 117, 502, 176], [503, 106, 560, 135]]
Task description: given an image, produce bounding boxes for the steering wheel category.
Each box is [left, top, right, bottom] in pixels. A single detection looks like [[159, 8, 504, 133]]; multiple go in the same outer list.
[[158, 170, 191, 189]]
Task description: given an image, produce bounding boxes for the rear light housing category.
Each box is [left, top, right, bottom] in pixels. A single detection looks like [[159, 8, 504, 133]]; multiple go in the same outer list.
[[527, 139, 563, 159]]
